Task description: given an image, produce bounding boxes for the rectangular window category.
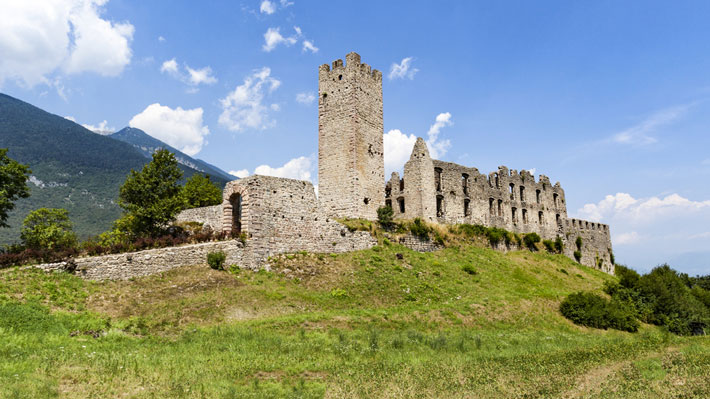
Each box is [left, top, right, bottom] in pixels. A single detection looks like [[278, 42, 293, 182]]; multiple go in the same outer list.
[[398, 198, 405, 213], [464, 199, 470, 216]]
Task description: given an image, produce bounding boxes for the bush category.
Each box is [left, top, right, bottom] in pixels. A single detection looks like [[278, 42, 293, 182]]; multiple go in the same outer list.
[[523, 233, 541, 251], [573, 250, 582, 263], [21, 208, 78, 251], [457, 224, 488, 238], [207, 251, 226, 270], [560, 292, 639, 332], [485, 227, 505, 246], [554, 236, 564, 253], [461, 264, 477, 275], [377, 206, 395, 230], [575, 236, 583, 251], [542, 239, 555, 253], [409, 218, 431, 240]]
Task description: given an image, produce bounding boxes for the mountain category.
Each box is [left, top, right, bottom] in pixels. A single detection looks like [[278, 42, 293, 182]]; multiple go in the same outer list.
[[0, 93, 231, 245], [109, 127, 233, 182]]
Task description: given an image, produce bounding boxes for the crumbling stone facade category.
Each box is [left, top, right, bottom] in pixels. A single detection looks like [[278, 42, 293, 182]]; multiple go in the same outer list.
[[386, 138, 613, 273], [318, 52, 385, 220]]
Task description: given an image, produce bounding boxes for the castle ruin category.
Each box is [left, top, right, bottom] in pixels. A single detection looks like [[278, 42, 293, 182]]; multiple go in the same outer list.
[[177, 51, 614, 274]]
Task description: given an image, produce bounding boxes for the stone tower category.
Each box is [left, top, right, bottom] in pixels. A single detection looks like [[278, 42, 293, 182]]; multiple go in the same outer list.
[[318, 52, 384, 220]]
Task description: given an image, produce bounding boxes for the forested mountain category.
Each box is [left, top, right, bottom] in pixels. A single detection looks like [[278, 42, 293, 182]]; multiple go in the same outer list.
[[0, 93, 230, 244]]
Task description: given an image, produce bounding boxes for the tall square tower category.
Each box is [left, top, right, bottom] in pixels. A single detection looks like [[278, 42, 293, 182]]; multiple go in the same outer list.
[[318, 52, 384, 220]]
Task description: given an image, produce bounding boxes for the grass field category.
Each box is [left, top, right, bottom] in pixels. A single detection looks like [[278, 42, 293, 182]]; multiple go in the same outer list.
[[1, 239, 708, 398]]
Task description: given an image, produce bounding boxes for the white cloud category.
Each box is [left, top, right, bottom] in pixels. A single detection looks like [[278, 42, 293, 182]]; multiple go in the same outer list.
[[615, 231, 640, 245], [388, 57, 419, 80], [186, 66, 217, 85], [280, 0, 294, 6], [158, 36, 166, 42], [64, 116, 77, 122], [129, 103, 210, 156], [577, 192, 710, 223], [296, 92, 315, 105], [260, 0, 276, 14], [262, 27, 299, 52], [302, 40, 318, 53], [254, 156, 314, 182], [426, 112, 452, 159], [527, 168, 537, 176], [383, 129, 417, 176], [82, 120, 114, 134], [160, 58, 179, 75], [0, 0, 134, 88], [610, 104, 691, 146], [229, 169, 249, 178], [219, 67, 281, 132], [160, 58, 217, 89]]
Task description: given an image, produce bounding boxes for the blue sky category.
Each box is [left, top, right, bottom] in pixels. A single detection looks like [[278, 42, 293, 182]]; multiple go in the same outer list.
[[1, 0, 710, 275]]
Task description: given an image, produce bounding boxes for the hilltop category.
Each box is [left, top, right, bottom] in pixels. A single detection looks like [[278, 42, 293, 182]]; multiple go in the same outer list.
[[1, 240, 707, 398], [0, 93, 230, 245]]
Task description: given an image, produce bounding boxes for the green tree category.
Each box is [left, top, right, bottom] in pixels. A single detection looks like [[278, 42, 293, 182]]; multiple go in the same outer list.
[[376, 205, 394, 230], [0, 148, 31, 228], [20, 208, 77, 250], [182, 174, 222, 208], [118, 149, 183, 237]]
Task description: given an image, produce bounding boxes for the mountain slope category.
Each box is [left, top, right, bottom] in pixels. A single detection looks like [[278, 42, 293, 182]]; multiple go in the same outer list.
[[0, 93, 230, 244], [110, 127, 233, 182]]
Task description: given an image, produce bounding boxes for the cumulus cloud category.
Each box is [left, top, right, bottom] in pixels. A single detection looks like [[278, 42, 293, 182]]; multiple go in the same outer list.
[[82, 120, 114, 134], [229, 169, 249, 178], [219, 67, 281, 132], [295, 92, 315, 105], [160, 58, 217, 89], [260, 0, 276, 14], [609, 104, 692, 146], [262, 27, 299, 52], [254, 156, 314, 182], [383, 113, 453, 175], [388, 57, 419, 80], [426, 112, 452, 159], [129, 103, 210, 156], [575, 192, 710, 271], [302, 40, 319, 53], [383, 129, 417, 177], [0, 0, 134, 88]]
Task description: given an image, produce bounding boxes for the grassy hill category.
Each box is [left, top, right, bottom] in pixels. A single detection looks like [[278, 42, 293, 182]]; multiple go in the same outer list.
[[0, 93, 230, 245], [1, 240, 708, 398]]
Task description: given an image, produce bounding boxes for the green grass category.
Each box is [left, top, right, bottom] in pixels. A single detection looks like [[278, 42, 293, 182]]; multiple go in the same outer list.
[[0, 242, 708, 398]]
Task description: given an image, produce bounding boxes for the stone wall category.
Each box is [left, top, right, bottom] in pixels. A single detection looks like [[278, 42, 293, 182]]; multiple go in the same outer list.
[[396, 234, 443, 253], [33, 240, 245, 280], [318, 52, 384, 220], [386, 138, 613, 273], [175, 205, 222, 231]]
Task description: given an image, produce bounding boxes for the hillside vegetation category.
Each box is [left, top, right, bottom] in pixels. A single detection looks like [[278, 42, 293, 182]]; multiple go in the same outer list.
[[0, 93, 229, 245], [1, 238, 708, 398]]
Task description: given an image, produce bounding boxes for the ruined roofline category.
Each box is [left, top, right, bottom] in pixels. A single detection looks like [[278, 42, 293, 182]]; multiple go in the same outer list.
[[319, 51, 382, 81], [429, 159, 562, 188], [236, 174, 314, 186], [566, 217, 610, 232]]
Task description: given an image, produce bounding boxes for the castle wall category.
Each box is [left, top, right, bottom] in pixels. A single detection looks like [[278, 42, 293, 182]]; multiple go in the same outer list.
[[175, 205, 222, 232], [386, 140, 613, 273], [318, 52, 384, 220]]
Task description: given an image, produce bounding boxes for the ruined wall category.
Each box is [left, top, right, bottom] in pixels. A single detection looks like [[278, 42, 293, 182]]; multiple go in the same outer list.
[[219, 175, 376, 269], [387, 139, 612, 273], [318, 52, 384, 220], [175, 205, 222, 231], [33, 240, 245, 280], [563, 218, 614, 273]]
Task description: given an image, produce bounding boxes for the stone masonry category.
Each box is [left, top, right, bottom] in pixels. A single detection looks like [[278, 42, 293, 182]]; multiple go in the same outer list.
[[317, 52, 385, 220]]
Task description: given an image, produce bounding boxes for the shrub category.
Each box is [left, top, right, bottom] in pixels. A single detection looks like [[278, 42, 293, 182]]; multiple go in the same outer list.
[[330, 288, 347, 298], [207, 251, 226, 270], [575, 236, 583, 251], [573, 250, 582, 262], [461, 264, 477, 275], [485, 227, 505, 246], [523, 233, 541, 251], [560, 292, 639, 332], [542, 239, 555, 253], [21, 208, 78, 251], [554, 236, 564, 253], [457, 224, 488, 238], [377, 206, 395, 230], [409, 218, 431, 240]]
